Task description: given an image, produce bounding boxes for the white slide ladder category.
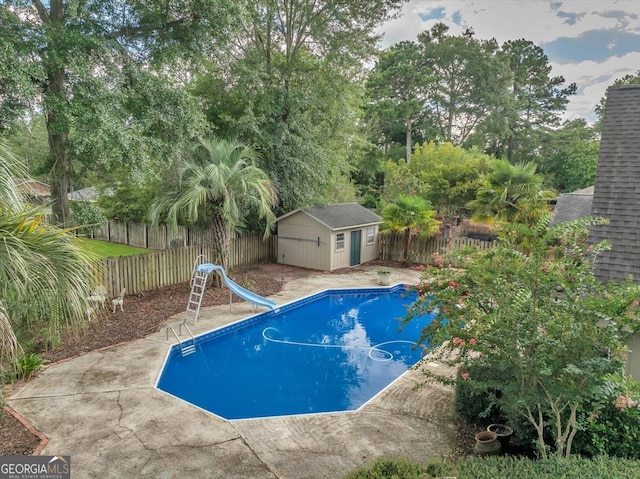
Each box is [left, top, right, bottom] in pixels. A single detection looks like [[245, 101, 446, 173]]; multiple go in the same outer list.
[[184, 255, 212, 324]]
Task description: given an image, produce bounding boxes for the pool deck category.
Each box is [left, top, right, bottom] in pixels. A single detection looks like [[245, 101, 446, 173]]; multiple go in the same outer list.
[[8, 265, 456, 478]]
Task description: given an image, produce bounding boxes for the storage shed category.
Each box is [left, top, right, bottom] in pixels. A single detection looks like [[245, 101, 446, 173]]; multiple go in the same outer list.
[[276, 203, 383, 271]]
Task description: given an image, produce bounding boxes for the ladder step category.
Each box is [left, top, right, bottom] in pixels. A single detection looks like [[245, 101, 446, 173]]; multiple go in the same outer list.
[[181, 344, 196, 356]]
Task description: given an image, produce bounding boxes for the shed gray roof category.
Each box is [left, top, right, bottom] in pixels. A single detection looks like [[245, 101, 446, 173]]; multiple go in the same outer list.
[[549, 186, 594, 226], [277, 203, 382, 230], [588, 84, 640, 283]]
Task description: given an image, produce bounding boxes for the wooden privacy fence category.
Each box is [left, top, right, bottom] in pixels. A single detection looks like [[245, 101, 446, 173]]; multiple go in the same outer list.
[[379, 233, 494, 266], [89, 220, 221, 250], [97, 238, 276, 297]]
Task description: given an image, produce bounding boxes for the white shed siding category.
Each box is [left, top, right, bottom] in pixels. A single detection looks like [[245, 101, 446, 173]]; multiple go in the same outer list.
[[362, 225, 380, 263], [276, 204, 383, 271], [277, 212, 332, 270], [330, 225, 381, 270]]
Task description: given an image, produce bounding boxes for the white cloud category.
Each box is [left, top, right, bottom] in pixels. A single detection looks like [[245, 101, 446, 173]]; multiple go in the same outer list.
[[377, 0, 640, 122], [551, 50, 640, 121]]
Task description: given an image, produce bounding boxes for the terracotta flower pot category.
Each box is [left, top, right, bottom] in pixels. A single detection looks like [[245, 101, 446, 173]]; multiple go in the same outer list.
[[474, 430, 501, 456]]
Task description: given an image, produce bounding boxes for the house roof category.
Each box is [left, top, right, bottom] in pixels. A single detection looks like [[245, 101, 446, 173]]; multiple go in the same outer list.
[[549, 186, 594, 226], [16, 179, 50, 197], [588, 84, 640, 283], [277, 203, 383, 230], [68, 186, 114, 202]]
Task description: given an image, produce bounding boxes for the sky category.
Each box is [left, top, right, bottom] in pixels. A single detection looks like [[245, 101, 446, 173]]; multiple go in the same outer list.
[[378, 0, 640, 123]]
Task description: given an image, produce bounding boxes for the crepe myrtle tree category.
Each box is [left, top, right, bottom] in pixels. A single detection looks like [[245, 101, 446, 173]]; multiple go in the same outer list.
[[404, 216, 640, 458]]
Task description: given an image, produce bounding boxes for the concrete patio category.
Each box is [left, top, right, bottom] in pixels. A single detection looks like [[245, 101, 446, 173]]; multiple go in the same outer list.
[[8, 265, 456, 478]]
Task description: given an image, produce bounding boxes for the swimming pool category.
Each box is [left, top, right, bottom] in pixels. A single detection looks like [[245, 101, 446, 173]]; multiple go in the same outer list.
[[156, 285, 434, 420]]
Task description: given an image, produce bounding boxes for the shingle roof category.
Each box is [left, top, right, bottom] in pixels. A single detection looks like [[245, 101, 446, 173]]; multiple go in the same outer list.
[[588, 84, 640, 283], [278, 203, 382, 230], [549, 186, 594, 226], [67, 186, 114, 202]]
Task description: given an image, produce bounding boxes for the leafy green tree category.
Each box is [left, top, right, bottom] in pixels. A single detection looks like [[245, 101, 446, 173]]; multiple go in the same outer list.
[[381, 160, 427, 205], [380, 195, 440, 263], [149, 137, 277, 269], [0, 140, 96, 365], [4, 114, 49, 180], [410, 142, 492, 232], [97, 170, 157, 223], [537, 119, 599, 192], [365, 41, 431, 164], [417, 24, 510, 146], [493, 39, 576, 162], [193, 0, 404, 212], [2, 0, 231, 226], [406, 217, 640, 458], [0, 8, 43, 132], [468, 159, 555, 225]]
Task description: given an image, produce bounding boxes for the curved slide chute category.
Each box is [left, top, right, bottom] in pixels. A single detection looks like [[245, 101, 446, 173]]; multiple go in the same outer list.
[[196, 263, 277, 311]]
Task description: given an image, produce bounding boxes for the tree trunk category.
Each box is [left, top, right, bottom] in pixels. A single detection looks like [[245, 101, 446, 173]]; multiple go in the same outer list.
[[48, 110, 70, 226], [210, 210, 231, 286], [405, 117, 413, 164], [403, 229, 411, 263], [43, 0, 72, 226]]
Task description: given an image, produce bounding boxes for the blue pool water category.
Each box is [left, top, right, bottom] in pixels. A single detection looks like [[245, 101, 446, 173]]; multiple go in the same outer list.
[[156, 285, 434, 420]]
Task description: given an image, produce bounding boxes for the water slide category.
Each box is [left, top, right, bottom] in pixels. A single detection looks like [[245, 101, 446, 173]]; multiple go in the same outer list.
[[196, 263, 277, 310]]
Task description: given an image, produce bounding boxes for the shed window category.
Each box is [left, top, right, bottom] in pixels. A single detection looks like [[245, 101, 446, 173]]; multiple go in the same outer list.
[[336, 233, 345, 251], [366, 227, 375, 245]]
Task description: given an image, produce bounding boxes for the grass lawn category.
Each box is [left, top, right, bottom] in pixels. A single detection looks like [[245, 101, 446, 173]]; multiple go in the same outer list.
[[74, 238, 150, 259]]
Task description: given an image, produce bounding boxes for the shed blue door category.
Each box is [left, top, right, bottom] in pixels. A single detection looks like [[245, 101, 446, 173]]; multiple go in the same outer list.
[[350, 230, 361, 266]]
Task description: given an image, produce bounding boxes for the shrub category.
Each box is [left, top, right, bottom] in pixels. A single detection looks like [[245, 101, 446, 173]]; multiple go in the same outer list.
[[454, 363, 503, 423], [11, 352, 44, 381], [70, 201, 107, 235], [344, 456, 640, 479], [454, 455, 640, 478], [453, 363, 538, 450], [343, 456, 431, 479], [405, 217, 640, 458], [572, 377, 640, 459]]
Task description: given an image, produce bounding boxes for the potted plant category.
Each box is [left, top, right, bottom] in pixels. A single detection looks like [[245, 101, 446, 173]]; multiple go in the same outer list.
[[377, 269, 391, 285], [474, 430, 501, 456]]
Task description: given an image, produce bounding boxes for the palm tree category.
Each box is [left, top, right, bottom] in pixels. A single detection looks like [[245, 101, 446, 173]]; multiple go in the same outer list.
[[468, 159, 555, 225], [380, 196, 440, 263], [149, 137, 278, 270], [1, 141, 96, 366]]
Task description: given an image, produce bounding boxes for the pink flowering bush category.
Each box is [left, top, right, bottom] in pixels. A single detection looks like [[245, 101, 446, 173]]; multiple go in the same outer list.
[[403, 216, 640, 459], [572, 377, 640, 459], [431, 251, 444, 268]]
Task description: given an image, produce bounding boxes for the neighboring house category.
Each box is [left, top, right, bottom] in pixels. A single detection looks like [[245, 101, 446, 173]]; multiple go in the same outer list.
[[549, 186, 594, 227], [589, 84, 640, 285], [276, 203, 383, 271], [68, 186, 114, 202], [16, 178, 51, 204]]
